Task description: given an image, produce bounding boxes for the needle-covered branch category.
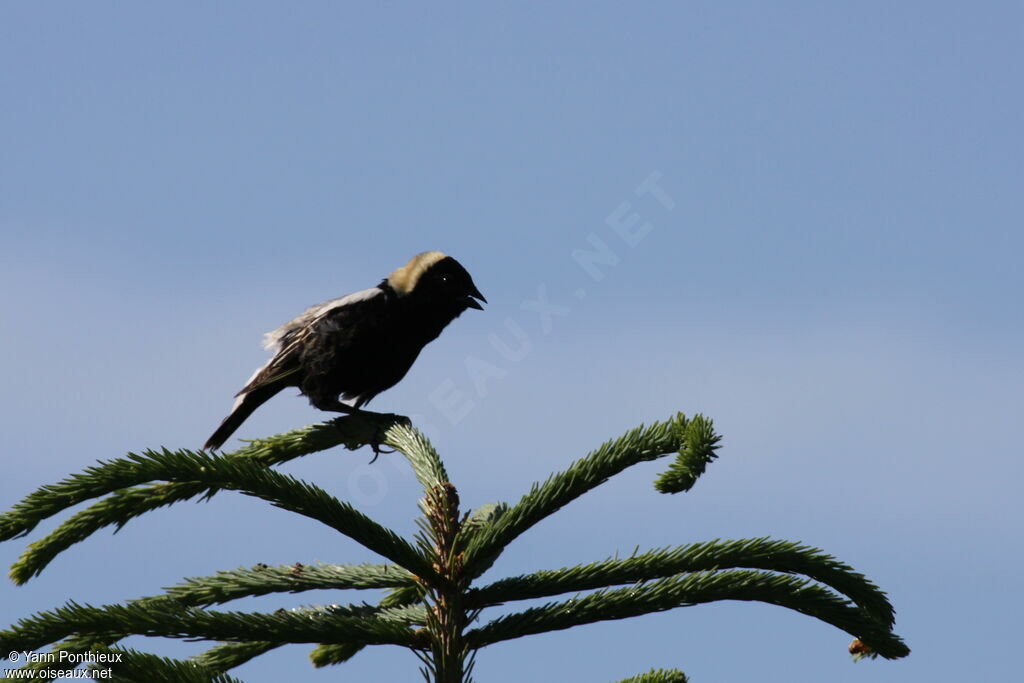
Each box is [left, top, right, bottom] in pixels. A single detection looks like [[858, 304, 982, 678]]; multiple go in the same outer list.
[[233, 412, 411, 463], [653, 415, 721, 494], [5, 448, 432, 582], [193, 577, 432, 673], [0, 413, 400, 543], [466, 569, 909, 660], [309, 642, 367, 668], [469, 537, 894, 627], [384, 422, 449, 492], [11, 634, 123, 675], [6, 417, 421, 585], [161, 562, 416, 607], [87, 645, 246, 683], [462, 414, 696, 577], [17, 631, 282, 678], [9, 483, 216, 584], [0, 601, 425, 654], [306, 580, 430, 668], [191, 641, 283, 674]]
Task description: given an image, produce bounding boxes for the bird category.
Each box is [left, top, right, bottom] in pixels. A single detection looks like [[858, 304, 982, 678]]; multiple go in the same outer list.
[[204, 251, 485, 451]]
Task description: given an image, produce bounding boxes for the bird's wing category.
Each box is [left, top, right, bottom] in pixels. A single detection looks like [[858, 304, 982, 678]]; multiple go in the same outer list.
[[262, 287, 384, 351], [236, 287, 386, 397], [233, 347, 301, 398]]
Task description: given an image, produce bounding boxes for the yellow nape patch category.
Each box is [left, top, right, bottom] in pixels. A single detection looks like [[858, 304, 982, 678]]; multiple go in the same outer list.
[[387, 250, 447, 295]]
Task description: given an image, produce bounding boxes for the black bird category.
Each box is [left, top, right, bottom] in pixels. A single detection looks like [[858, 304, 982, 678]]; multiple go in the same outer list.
[[204, 251, 485, 450]]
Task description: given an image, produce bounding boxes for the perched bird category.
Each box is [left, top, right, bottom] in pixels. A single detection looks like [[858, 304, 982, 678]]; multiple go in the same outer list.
[[204, 251, 485, 450]]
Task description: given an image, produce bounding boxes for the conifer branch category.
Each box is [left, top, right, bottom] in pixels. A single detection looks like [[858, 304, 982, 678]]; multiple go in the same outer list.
[[307, 577, 428, 667], [309, 642, 366, 667], [5, 449, 433, 581], [91, 645, 245, 683], [191, 640, 282, 673], [12, 634, 122, 673], [466, 569, 909, 659], [160, 562, 415, 607], [461, 502, 509, 534], [461, 414, 690, 577], [24, 630, 281, 675], [8, 419, 372, 581], [305, 579, 430, 667], [384, 422, 449, 491], [653, 415, 721, 494], [0, 601, 425, 654], [0, 412, 401, 543], [230, 412, 408, 464], [469, 537, 894, 627], [9, 483, 215, 584], [381, 582, 427, 607]]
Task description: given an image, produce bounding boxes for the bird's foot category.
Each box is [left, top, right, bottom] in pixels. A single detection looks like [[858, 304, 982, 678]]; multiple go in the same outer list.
[[367, 441, 396, 464], [323, 408, 408, 461], [366, 412, 405, 463]]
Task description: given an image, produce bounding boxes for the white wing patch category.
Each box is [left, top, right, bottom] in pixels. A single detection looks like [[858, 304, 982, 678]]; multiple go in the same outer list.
[[262, 287, 383, 351]]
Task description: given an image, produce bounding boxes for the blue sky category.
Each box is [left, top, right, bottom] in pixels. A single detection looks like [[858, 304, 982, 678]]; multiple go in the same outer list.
[[2, 2, 1021, 681]]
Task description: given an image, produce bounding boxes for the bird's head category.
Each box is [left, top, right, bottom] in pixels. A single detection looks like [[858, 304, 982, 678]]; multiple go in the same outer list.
[[387, 251, 487, 313]]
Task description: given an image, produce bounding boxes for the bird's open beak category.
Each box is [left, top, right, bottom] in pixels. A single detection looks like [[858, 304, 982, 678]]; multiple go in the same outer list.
[[465, 285, 487, 311]]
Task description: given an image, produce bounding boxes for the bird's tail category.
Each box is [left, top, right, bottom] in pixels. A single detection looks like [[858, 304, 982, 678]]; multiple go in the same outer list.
[[203, 383, 287, 451]]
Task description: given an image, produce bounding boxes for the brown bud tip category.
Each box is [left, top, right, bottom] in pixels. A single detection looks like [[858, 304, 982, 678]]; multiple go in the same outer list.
[[849, 638, 874, 660]]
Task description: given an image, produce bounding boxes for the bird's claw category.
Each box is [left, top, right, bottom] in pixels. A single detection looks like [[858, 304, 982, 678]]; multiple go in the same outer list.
[[367, 441, 396, 464], [367, 415, 399, 463]]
